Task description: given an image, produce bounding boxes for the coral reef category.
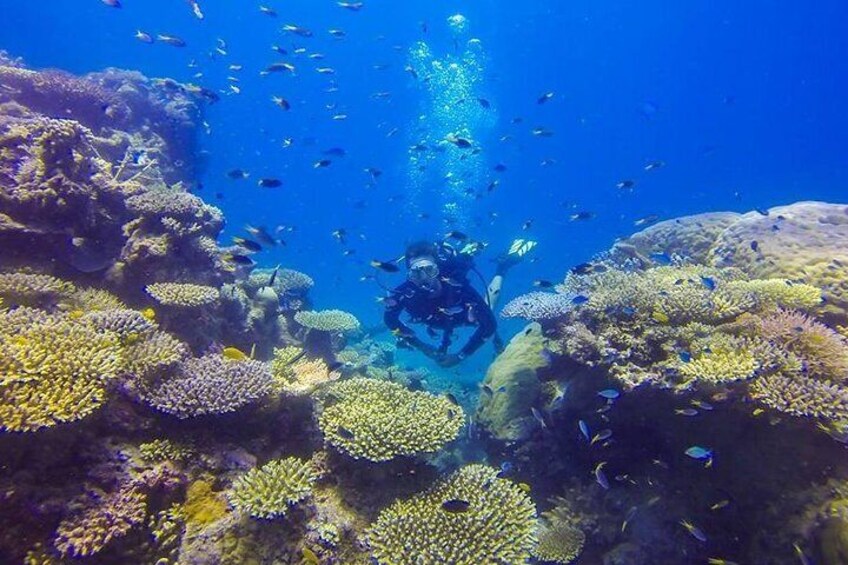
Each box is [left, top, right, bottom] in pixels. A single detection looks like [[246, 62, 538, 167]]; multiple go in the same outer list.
[[145, 281, 220, 308], [228, 457, 317, 519], [295, 308, 361, 333], [367, 464, 537, 564], [318, 378, 464, 461]]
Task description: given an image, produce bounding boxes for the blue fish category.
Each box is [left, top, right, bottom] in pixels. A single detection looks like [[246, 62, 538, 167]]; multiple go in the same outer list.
[[685, 446, 713, 460], [578, 419, 590, 441], [594, 462, 610, 489], [650, 252, 672, 265], [700, 276, 716, 291], [678, 351, 692, 363], [498, 461, 514, 477], [571, 294, 589, 305], [621, 306, 636, 316], [598, 389, 620, 400]]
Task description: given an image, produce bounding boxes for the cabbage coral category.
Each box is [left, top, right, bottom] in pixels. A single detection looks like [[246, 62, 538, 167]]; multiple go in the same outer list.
[[318, 378, 464, 461], [367, 464, 537, 564], [0, 312, 123, 431], [0, 272, 75, 306], [294, 309, 360, 332], [145, 282, 220, 307], [141, 354, 272, 418], [228, 457, 316, 519]]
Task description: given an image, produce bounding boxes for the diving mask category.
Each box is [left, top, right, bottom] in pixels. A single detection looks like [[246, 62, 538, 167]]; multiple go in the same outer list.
[[408, 257, 440, 287]]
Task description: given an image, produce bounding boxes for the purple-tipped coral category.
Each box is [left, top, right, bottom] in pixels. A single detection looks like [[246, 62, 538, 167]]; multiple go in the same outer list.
[[141, 354, 273, 418]]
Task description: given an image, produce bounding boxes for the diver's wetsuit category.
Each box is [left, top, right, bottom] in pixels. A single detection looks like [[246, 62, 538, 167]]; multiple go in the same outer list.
[[384, 278, 496, 358]]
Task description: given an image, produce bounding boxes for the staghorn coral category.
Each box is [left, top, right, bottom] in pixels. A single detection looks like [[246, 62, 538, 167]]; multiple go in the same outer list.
[[123, 329, 189, 381], [677, 335, 760, 385], [270, 345, 305, 385], [276, 357, 341, 395], [749, 374, 848, 422], [0, 312, 123, 431], [367, 464, 537, 564], [82, 308, 156, 339], [295, 309, 360, 333], [140, 353, 272, 418], [228, 457, 316, 519], [54, 482, 148, 558], [0, 272, 75, 306], [139, 438, 196, 464], [318, 378, 464, 462], [146, 282, 220, 307]]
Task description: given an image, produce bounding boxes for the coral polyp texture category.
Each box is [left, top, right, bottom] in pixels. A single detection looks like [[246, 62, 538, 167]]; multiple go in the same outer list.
[[141, 353, 273, 418], [294, 309, 360, 332], [228, 457, 317, 519], [501, 291, 577, 320], [145, 282, 220, 307], [275, 356, 341, 395], [0, 272, 75, 306], [367, 464, 537, 564], [0, 311, 122, 431], [534, 520, 586, 564], [318, 378, 464, 461]]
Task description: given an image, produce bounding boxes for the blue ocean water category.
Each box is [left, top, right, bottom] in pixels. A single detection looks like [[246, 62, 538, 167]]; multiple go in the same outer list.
[[4, 1, 845, 344]]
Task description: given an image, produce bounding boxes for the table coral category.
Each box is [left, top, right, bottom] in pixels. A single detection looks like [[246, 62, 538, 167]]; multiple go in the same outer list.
[[146, 282, 220, 307], [228, 457, 316, 519], [501, 291, 577, 320], [0, 312, 123, 431], [318, 378, 464, 461], [295, 309, 360, 333], [0, 272, 75, 306], [367, 464, 537, 564], [140, 353, 272, 418]]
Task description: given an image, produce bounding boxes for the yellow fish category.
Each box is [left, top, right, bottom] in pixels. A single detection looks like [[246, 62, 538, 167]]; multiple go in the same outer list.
[[140, 307, 156, 321], [517, 482, 532, 493], [222, 347, 248, 361], [651, 310, 669, 324], [301, 547, 319, 564]]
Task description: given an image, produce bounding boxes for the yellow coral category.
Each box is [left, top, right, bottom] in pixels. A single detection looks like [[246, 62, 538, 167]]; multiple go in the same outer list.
[[724, 279, 822, 311], [0, 272, 75, 306], [184, 479, 230, 526], [750, 374, 848, 422], [318, 378, 464, 462], [0, 314, 123, 431], [139, 438, 195, 463], [367, 464, 537, 565], [145, 282, 219, 307], [678, 338, 759, 385], [228, 457, 316, 519]]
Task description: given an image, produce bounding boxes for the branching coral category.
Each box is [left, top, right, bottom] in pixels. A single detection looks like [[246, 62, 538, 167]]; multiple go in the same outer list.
[[295, 309, 360, 333], [677, 335, 760, 385], [758, 310, 848, 382], [0, 272, 75, 306], [62, 287, 127, 311], [82, 308, 156, 340], [0, 312, 123, 431], [141, 353, 272, 418], [276, 357, 340, 395], [501, 291, 576, 320], [318, 378, 464, 461], [123, 329, 188, 380], [146, 282, 220, 307], [749, 374, 848, 421], [228, 457, 316, 519], [139, 438, 196, 464], [367, 464, 537, 564], [534, 520, 586, 564]]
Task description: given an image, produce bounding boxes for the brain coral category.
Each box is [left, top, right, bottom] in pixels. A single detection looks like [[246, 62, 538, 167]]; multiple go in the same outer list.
[[146, 282, 220, 307], [228, 457, 316, 519], [141, 354, 272, 418], [294, 309, 360, 332], [708, 202, 848, 322], [319, 378, 464, 461], [0, 313, 123, 431], [367, 464, 537, 564]]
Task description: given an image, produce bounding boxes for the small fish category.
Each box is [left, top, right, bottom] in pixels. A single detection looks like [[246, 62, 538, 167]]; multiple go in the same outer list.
[[264, 62, 296, 74], [532, 127, 554, 137], [272, 96, 291, 110], [226, 169, 249, 180], [755, 208, 770, 216], [134, 30, 154, 43], [445, 393, 459, 405], [533, 279, 554, 288], [271, 45, 288, 55], [710, 499, 730, 511], [481, 384, 493, 397], [571, 262, 599, 275], [707, 559, 739, 565], [337, 1, 364, 9], [571, 295, 589, 305], [102, 0, 121, 7], [685, 446, 713, 461], [316, 67, 336, 75], [634, 214, 660, 227], [522, 220, 533, 231], [232, 237, 262, 252], [370, 260, 399, 273], [537, 91, 554, 104], [140, 307, 156, 321], [616, 179, 635, 190], [597, 389, 620, 400], [258, 178, 283, 188], [793, 543, 812, 565], [266, 265, 280, 288], [498, 461, 514, 477], [301, 547, 319, 565], [675, 408, 699, 416], [245, 225, 278, 247], [690, 399, 714, 411], [222, 253, 255, 266], [329, 28, 346, 38], [157, 34, 187, 47], [650, 252, 672, 265], [700, 276, 716, 291], [569, 211, 595, 221], [679, 519, 707, 542], [578, 420, 590, 441], [517, 482, 532, 493], [478, 98, 491, 108], [594, 462, 610, 490], [336, 426, 355, 440], [493, 163, 507, 172], [531, 407, 547, 429], [259, 5, 277, 17], [445, 230, 468, 241], [441, 499, 471, 513], [364, 167, 382, 179], [222, 347, 248, 361], [750, 240, 759, 252], [652, 310, 670, 324], [313, 159, 332, 168], [678, 351, 692, 363], [591, 429, 613, 445], [621, 506, 638, 532], [282, 24, 313, 37], [445, 134, 473, 148], [644, 160, 665, 171]]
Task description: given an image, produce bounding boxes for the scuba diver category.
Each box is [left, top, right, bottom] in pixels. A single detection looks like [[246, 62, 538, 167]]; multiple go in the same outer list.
[[383, 238, 535, 367]]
